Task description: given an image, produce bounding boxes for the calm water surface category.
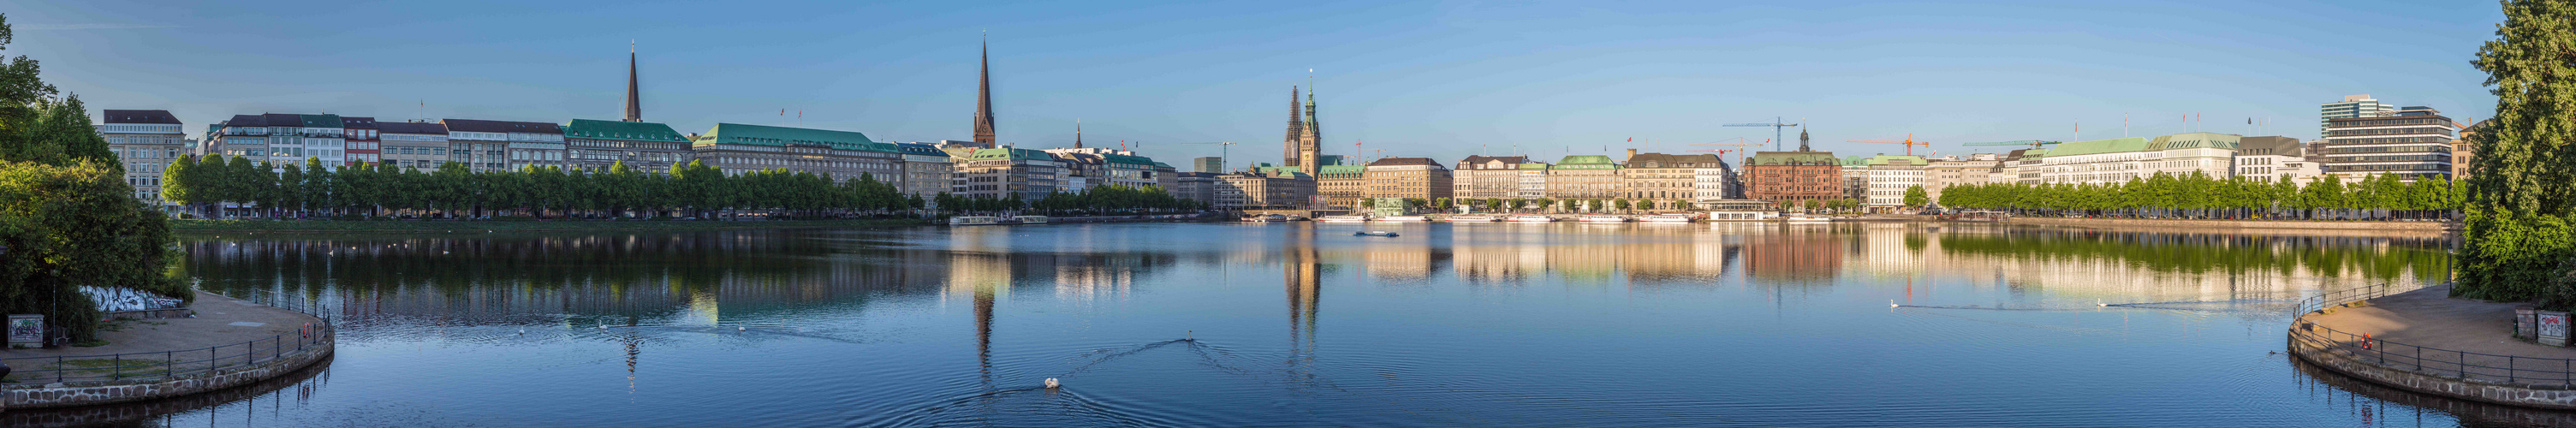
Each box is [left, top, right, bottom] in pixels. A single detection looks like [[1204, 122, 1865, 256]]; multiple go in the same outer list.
[[42, 222, 2555, 426]]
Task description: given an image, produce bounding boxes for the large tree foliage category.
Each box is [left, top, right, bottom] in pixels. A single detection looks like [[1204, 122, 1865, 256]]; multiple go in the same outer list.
[[0, 14, 186, 342], [1937, 171, 2456, 221], [2461, 0, 2576, 303]]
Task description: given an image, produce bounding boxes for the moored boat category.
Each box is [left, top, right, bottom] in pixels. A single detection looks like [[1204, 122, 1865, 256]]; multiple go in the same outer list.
[[1578, 215, 1631, 223], [1506, 215, 1558, 223], [1639, 214, 1695, 223], [1782, 214, 1831, 224], [949, 216, 1004, 226], [1353, 230, 1401, 237], [1704, 211, 1777, 222], [1446, 215, 1501, 223], [1011, 215, 1050, 224], [1318, 215, 1370, 223], [1376, 216, 1429, 222]]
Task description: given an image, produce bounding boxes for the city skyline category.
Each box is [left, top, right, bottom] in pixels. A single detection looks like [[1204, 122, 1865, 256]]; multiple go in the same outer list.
[[17, 0, 2502, 164]]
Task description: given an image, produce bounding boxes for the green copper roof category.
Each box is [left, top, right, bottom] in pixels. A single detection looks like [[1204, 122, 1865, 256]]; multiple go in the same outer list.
[[1861, 155, 1929, 166], [1104, 153, 1156, 166], [1748, 152, 1838, 166], [300, 114, 342, 128], [2044, 137, 2152, 157], [2147, 132, 2241, 151], [1318, 164, 1365, 174], [564, 119, 687, 142], [969, 147, 1055, 161], [694, 123, 894, 152], [1555, 155, 1619, 169], [1518, 163, 1550, 170]]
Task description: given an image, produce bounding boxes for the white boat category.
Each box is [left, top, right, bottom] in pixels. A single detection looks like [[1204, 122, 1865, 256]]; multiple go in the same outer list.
[[1376, 216, 1429, 222], [1245, 214, 1289, 223], [1506, 215, 1557, 223], [1782, 214, 1831, 224], [949, 216, 1003, 226], [1318, 215, 1370, 223], [1578, 215, 1631, 223], [1011, 215, 1049, 224], [1353, 230, 1400, 237], [1703, 211, 1777, 222], [1639, 214, 1695, 223], [1446, 215, 1501, 223]]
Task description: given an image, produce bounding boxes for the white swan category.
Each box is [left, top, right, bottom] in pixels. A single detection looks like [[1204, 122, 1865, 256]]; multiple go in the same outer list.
[[2097, 299, 2109, 307], [1044, 377, 1061, 389], [738, 325, 747, 332], [597, 324, 609, 330], [1889, 300, 1898, 308], [516, 328, 526, 335]]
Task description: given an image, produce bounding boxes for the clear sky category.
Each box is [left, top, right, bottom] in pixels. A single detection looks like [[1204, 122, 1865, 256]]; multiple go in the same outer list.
[[12, 0, 2504, 165]]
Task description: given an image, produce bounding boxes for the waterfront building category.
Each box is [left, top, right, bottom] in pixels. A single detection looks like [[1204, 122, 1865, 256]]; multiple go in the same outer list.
[[1620, 152, 1722, 204], [562, 119, 690, 173], [1151, 162, 1178, 191], [1515, 162, 1550, 199], [440, 119, 561, 173], [1214, 169, 1313, 211], [689, 123, 902, 182], [2233, 136, 2318, 184], [2319, 106, 2457, 182], [2320, 94, 2397, 137], [1996, 148, 2046, 184], [955, 147, 1061, 200], [1841, 157, 1870, 202], [1452, 155, 1528, 199], [342, 116, 379, 167], [1193, 156, 1223, 174], [1693, 161, 1741, 205], [1855, 154, 1929, 211], [1310, 164, 1365, 209], [2034, 132, 2240, 184], [896, 143, 954, 196], [1361, 157, 1453, 201], [1745, 130, 1841, 207], [1043, 147, 1162, 190], [1174, 172, 1219, 205], [96, 110, 184, 208], [208, 113, 344, 169], [1544, 155, 1622, 200], [1922, 153, 1999, 205], [377, 122, 449, 171]]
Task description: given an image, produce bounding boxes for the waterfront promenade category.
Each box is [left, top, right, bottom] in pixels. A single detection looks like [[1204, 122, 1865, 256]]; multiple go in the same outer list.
[[0, 292, 331, 410], [2292, 283, 2576, 409]]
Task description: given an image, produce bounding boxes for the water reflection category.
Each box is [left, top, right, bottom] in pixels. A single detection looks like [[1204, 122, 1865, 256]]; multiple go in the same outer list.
[[157, 223, 2500, 426]]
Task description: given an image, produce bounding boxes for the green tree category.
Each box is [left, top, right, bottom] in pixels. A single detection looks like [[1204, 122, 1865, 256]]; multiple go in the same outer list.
[[1903, 185, 1929, 208], [2462, 0, 2576, 302]]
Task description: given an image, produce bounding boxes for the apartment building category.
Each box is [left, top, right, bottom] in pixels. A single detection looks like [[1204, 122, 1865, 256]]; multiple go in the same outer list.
[[441, 119, 562, 173], [690, 123, 903, 183], [96, 110, 185, 209], [1361, 157, 1454, 201], [1452, 155, 1528, 199], [1544, 155, 1622, 199], [562, 119, 691, 173], [377, 122, 450, 171]]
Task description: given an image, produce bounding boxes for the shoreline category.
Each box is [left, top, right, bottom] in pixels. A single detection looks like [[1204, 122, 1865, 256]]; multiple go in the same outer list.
[[172, 218, 937, 234], [1, 292, 335, 411], [2287, 284, 2576, 410]]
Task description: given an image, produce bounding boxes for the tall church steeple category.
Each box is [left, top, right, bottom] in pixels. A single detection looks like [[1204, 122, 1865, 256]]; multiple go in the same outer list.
[[1298, 74, 1321, 175], [1283, 86, 1302, 167], [1074, 121, 1083, 149], [1798, 128, 1812, 152], [622, 41, 642, 122], [973, 34, 996, 146]]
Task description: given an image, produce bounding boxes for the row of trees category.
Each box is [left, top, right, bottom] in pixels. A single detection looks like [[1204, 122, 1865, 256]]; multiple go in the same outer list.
[[163, 155, 1205, 220], [164, 157, 923, 219], [1936, 171, 2458, 220], [0, 13, 191, 342]]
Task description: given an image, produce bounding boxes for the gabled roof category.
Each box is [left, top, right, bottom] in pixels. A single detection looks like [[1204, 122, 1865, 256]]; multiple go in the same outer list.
[[442, 119, 562, 134], [378, 122, 449, 134], [299, 114, 343, 128], [223, 115, 268, 128], [696, 123, 889, 152], [341, 116, 377, 129], [1554, 155, 1619, 169], [1457, 155, 1529, 169], [896, 143, 948, 156], [100, 110, 180, 125], [563, 119, 685, 142], [262, 113, 301, 127]]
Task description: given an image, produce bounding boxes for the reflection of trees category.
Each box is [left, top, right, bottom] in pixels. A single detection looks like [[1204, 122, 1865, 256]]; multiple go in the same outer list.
[[1933, 230, 2451, 284]]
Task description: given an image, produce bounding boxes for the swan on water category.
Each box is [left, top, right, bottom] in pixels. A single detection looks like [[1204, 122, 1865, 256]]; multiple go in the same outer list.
[[738, 325, 747, 332], [1889, 300, 1898, 308], [1044, 378, 1061, 389], [516, 328, 526, 335], [597, 324, 609, 330], [2097, 299, 2109, 307]]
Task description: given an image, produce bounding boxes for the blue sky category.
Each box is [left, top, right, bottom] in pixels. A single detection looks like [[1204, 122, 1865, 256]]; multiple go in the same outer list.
[[12, 0, 2503, 165]]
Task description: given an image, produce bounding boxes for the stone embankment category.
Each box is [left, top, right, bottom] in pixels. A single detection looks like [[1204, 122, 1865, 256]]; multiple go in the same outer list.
[[2289, 284, 2576, 409], [0, 292, 333, 411]]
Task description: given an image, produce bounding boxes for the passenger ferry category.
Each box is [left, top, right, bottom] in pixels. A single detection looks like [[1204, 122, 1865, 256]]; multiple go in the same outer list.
[[1577, 215, 1631, 223], [1704, 211, 1777, 222], [1782, 214, 1832, 224], [949, 216, 1005, 226], [1375, 216, 1430, 222], [1445, 215, 1501, 223], [1506, 215, 1558, 223], [1244, 214, 1291, 223], [1010, 215, 1049, 224], [1638, 214, 1696, 223], [1318, 215, 1370, 223], [1701, 199, 1782, 223]]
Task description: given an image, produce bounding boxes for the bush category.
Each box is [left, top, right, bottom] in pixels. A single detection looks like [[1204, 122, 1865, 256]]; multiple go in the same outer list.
[[0, 160, 188, 342]]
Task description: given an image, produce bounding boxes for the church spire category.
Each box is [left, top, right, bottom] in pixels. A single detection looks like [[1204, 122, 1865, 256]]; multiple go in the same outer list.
[[1798, 128, 1812, 152], [1298, 72, 1321, 175], [1074, 120, 1082, 149], [1283, 86, 1302, 167], [622, 40, 642, 122], [973, 33, 996, 146]]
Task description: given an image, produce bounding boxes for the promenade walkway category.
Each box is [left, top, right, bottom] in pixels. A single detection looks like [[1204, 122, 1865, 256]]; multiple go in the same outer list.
[[2293, 283, 2576, 408], [0, 291, 331, 410]]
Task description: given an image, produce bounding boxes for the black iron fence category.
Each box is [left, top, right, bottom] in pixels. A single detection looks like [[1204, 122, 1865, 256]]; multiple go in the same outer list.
[[2290, 283, 2576, 387], [0, 289, 332, 385]]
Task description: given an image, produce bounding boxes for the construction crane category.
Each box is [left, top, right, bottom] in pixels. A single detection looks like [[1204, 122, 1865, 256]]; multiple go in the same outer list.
[[1722, 117, 1800, 151], [1360, 148, 1387, 164], [1690, 137, 1764, 167], [1847, 134, 1931, 157], [1960, 140, 2061, 150], [1178, 141, 1239, 172]]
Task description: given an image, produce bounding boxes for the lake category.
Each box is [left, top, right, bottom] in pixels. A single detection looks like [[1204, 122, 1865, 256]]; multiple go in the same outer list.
[[49, 222, 2546, 426]]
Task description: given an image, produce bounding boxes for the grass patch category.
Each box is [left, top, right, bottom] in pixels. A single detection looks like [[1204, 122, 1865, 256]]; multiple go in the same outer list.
[[174, 218, 936, 234], [49, 358, 165, 377]]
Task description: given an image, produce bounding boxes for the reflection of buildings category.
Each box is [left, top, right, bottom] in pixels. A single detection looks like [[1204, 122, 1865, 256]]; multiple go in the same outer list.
[[1745, 229, 1845, 282]]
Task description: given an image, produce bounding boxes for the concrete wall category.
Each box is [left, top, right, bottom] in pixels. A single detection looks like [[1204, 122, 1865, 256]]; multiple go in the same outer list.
[[1, 330, 334, 410], [2289, 329, 2576, 409], [2005, 217, 2456, 231]]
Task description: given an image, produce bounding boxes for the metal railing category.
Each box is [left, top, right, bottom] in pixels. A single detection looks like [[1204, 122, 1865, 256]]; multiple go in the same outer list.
[[0, 289, 333, 385], [2290, 282, 2576, 388]]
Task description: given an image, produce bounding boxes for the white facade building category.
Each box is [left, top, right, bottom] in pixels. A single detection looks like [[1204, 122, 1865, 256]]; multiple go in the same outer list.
[[2035, 132, 2240, 184], [96, 110, 186, 210]]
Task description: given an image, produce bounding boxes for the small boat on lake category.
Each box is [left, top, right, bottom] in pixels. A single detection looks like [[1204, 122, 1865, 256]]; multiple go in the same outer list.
[[1318, 215, 1369, 223], [1376, 216, 1429, 222], [1353, 230, 1401, 237], [1506, 215, 1558, 223], [949, 216, 1005, 226], [1446, 215, 1501, 223], [1578, 215, 1631, 223], [1011, 215, 1049, 224], [1782, 214, 1831, 224], [1639, 214, 1695, 223]]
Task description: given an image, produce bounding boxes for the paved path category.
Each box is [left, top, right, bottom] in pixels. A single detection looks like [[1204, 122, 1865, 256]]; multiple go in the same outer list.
[[1, 292, 320, 384], [2301, 283, 2576, 385]]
